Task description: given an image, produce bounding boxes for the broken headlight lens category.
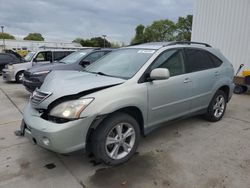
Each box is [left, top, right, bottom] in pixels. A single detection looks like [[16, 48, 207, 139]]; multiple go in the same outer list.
[[49, 98, 94, 119]]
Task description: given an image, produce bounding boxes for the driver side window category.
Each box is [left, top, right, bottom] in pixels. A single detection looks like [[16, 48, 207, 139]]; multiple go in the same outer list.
[[34, 51, 52, 62], [36, 52, 45, 61], [151, 49, 185, 77], [84, 52, 105, 63]]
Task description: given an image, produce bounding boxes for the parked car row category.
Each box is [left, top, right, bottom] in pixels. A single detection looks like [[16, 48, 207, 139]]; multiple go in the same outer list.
[[9, 42, 234, 166], [2, 49, 75, 82], [22, 48, 112, 92]]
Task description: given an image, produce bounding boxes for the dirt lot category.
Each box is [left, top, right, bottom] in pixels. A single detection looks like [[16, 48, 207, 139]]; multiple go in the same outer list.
[[0, 77, 250, 188]]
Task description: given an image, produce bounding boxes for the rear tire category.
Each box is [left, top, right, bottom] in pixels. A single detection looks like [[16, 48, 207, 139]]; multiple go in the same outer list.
[[15, 71, 24, 83], [234, 85, 247, 94], [204, 90, 227, 122], [91, 112, 140, 166]]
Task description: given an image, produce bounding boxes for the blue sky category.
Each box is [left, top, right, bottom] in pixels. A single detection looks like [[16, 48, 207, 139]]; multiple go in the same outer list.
[[0, 0, 193, 44]]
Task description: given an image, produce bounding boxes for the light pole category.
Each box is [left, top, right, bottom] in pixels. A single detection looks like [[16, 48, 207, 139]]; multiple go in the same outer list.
[[1, 26, 5, 50], [102, 35, 107, 48]]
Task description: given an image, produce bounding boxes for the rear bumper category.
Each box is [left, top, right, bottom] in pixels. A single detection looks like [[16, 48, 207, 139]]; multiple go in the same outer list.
[[2, 69, 15, 81]]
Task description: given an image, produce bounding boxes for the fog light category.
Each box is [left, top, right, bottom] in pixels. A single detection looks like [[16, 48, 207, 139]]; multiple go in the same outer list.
[[42, 137, 50, 146]]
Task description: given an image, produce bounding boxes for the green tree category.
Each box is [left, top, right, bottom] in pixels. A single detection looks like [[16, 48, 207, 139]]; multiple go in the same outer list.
[[23, 33, 44, 41], [72, 38, 83, 44], [144, 19, 176, 42], [0, 32, 15, 39], [131, 24, 145, 45], [110, 42, 121, 48], [175, 15, 193, 41], [73, 37, 111, 47]]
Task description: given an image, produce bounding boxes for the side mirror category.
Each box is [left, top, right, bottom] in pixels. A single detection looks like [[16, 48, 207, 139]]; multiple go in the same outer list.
[[79, 60, 90, 66], [149, 68, 170, 81]]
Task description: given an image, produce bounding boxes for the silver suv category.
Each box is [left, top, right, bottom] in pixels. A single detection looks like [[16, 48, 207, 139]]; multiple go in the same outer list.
[[22, 42, 234, 165], [2, 49, 74, 82]]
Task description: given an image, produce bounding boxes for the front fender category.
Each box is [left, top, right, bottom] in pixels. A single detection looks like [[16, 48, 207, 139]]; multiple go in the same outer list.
[[82, 82, 148, 127]]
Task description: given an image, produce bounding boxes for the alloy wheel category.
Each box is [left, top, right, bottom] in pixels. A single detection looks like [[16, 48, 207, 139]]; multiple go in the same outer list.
[[213, 95, 225, 118], [105, 123, 136, 160]]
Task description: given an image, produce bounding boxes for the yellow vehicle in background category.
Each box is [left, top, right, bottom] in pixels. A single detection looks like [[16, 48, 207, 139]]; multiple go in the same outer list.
[[12, 47, 29, 57], [233, 64, 250, 94]]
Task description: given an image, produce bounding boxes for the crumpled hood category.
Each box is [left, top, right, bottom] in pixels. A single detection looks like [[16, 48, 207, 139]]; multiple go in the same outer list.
[[36, 70, 125, 108]]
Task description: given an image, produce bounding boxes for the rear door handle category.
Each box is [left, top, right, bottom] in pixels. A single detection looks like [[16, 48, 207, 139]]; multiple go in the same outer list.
[[184, 78, 191, 83], [215, 71, 219, 76]]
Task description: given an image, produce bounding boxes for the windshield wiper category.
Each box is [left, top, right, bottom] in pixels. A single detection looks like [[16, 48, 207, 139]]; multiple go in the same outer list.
[[84, 70, 113, 77]]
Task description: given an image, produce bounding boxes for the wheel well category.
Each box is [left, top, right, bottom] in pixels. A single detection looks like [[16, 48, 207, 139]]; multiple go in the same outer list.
[[85, 106, 145, 154], [115, 106, 144, 136], [218, 85, 230, 102]]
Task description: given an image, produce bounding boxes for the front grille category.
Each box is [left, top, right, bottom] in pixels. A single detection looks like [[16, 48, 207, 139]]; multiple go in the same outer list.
[[31, 90, 52, 106]]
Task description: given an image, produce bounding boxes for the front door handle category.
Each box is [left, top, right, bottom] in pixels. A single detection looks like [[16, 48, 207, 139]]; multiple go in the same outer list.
[[184, 78, 191, 83]]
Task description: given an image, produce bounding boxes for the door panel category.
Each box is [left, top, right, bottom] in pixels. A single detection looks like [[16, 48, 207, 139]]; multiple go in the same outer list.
[[184, 48, 218, 111], [146, 49, 192, 128], [147, 75, 192, 127], [188, 69, 216, 111]]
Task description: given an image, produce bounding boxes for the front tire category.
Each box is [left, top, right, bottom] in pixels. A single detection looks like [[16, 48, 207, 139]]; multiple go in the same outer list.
[[91, 112, 140, 165], [204, 90, 227, 122], [15, 71, 24, 83]]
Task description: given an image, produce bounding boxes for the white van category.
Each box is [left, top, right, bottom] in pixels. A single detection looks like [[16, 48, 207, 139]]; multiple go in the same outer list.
[[2, 49, 74, 82]]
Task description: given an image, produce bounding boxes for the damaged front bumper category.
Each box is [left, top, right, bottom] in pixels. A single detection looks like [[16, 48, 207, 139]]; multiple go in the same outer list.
[[22, 103, 96, 153]]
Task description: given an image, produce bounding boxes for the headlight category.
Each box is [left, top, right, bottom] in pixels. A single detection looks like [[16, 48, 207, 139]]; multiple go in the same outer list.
[[7, 65, 14, 70], [33, 70, 50, 75], [49, 98, 94, 119]]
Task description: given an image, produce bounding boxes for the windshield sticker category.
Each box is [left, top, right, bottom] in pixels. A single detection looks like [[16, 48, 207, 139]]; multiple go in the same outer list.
[[137, 50, 155, 54]]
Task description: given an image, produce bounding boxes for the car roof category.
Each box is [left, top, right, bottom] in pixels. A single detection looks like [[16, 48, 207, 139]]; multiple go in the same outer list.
[[126, 41, 213, 50], [31, 49, 77, 53], [92, 48, 114, 52], [126, 42, 171, 50]]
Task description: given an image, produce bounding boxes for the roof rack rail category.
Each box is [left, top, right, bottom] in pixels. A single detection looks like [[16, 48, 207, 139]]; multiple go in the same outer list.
[[166, 41, 212, 47]]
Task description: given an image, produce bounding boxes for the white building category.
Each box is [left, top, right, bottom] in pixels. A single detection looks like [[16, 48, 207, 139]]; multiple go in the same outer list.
[[0, 39, 83, 51], [192, 0, 250, 71]]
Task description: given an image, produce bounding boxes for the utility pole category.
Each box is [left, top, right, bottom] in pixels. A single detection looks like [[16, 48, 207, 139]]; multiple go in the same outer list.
[[102, 35, 107, 48], [1, 26, 5, 50]]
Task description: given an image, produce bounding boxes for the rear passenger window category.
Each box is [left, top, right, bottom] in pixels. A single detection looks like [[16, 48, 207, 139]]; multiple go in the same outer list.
[[84, 52, 105, 63], [54, 52, 66, 61], [185, 49, 214, 72], [151, 49, 185, 77]]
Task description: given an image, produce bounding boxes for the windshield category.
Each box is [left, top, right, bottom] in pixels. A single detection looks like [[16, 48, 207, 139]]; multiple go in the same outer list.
[[59, 50, 90, 64], [24, 52, 35, 62], [86, 48, 155, 79]]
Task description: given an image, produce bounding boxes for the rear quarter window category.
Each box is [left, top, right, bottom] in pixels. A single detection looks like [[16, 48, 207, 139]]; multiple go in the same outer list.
[[207, 52, 223, 67]]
